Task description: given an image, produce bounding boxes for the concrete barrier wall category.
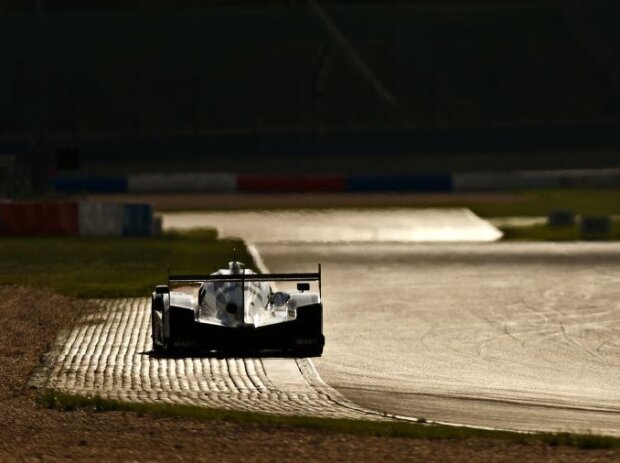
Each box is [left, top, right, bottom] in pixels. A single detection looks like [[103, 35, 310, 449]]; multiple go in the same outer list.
[[122, 203, 153, 236], [51, 168, 620, 194], [0, 201, 155, 236], [78, 202, 125, 236], [237, 175, 345, 192], [128, 173, 236, 193], [555, 169, 620, 188], [3, 168, 619, 236], [452, 169, 620, 191], [452, 172, 562, 191], [0, 202, 79, 235]]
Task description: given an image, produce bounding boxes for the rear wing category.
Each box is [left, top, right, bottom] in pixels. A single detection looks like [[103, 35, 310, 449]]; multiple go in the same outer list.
[[168, 264, 322, 297]]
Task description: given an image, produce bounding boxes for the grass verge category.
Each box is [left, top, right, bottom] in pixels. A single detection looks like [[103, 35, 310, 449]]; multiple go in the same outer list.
[[499, 219, 620, 241], [0, 229, 255, 298], [464, 189, 620, 218], [37, 390, 619, 451]]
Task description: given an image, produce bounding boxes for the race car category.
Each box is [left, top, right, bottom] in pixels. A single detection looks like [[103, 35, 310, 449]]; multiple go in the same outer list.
[[151, 260, 324, 356]]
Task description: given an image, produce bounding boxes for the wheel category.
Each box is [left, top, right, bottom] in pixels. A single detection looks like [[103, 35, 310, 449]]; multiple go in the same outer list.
[[152, 343, 164, 355], [295, 345, 324, 357]]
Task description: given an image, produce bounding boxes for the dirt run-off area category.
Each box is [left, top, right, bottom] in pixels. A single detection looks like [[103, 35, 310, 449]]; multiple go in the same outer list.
[[0, 285, 618, 462]]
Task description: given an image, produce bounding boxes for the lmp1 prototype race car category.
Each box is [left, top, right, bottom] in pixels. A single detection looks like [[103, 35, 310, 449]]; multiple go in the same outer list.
[[151, 260, 324, 356]]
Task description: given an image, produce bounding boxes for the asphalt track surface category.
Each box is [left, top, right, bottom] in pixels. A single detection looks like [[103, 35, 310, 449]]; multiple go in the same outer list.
[[261, 242, 620, 436], [164, 210, 620, 436], [162, 209, 502, 243]]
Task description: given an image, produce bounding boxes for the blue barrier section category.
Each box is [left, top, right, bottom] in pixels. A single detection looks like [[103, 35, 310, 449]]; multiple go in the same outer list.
[[122, 204, 153, 236], [52, 176, 128, 193], [346, 175, 453, 192]]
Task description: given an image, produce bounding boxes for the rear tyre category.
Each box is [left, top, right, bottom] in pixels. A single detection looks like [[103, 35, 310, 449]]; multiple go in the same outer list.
[[295, 345, 324, 358], [152, 343, 165, 355]]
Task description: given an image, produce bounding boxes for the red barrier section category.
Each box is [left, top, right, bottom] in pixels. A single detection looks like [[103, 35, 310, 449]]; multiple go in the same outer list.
[[58, 202, 79, 235], [0, 202, 36, 234], [36, 202, 79, 235], [237, 175, 346, 192], [0, 202, 79, 235], [38, 203, 59, 234]]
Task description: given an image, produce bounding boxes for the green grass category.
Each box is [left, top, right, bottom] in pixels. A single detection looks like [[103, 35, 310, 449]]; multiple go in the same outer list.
[[467, 189, 620, 218], [499, 218, 620, 241], [37, 390, 620, 450], [0, 230, 255, 298]]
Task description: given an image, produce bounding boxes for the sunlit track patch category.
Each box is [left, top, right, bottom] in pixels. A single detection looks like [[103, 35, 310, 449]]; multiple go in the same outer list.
[[262, 241, 620, 436], [30, 298, 386, 420]]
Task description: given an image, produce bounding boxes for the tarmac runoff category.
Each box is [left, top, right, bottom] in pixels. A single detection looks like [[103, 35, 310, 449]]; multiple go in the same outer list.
[[258, 241, 620, 436], [161, 208, 502, 243]]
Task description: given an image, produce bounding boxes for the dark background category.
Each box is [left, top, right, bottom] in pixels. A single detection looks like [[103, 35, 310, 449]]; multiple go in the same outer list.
[[1, 1, 619, 179]]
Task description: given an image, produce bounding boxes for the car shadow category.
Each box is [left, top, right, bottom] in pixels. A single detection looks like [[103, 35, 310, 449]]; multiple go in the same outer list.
[[139, 349, 313, 359]]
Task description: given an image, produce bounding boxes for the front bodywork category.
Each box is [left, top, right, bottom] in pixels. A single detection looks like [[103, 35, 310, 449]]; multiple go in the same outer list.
[[151, 267, 324, 356]]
